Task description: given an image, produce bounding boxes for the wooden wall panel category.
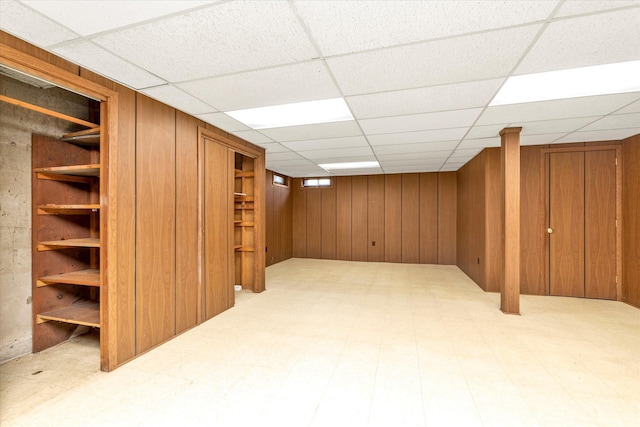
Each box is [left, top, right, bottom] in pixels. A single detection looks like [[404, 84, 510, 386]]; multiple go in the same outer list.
[[175, 111, 201, 333], [419, 173, 438, 264], [306, 189, 322, 259], [1, 30, 79, 74], [351, 176, 368, 261], [321, 186, 337, 259], [279, 183, 293, 262], [336, 177, 352, 260], [402, 174, 420, 263], [520, 145, 546, 295], [135, 95, 176, 354], [265, 171, 275, 266], [292, 179, 307, 258], [484, 148, 501, 292], [438, 172, 457, 265], [368, 175, 385, 262], [384, 174, 402, 263], [622, 135, 640, 308]]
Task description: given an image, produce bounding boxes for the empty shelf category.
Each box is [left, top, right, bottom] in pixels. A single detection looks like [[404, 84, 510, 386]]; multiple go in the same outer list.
[[235, 171, 254, 178], [35, 164, 100, 180], [61, 127, 100, 147], [37, 300, 100, 328], [37, 238, 100, 251], [37, 204, 100, 215], [235, 246, 255, 252], [234, 222, 254, 227], [37, 269, 100, 288]]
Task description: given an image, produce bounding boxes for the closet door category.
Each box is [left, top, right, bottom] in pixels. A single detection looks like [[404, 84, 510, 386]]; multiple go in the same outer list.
[[202, 140, 234, 320], [585, 150, 616, 299], [549, 152, 585, 297]]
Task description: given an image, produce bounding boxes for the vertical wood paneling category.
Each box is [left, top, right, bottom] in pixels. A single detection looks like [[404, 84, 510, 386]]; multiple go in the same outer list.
[[484, 148, 501, 292], [306, 189, 322, 259], [402, 174, 420, 264], [175, 111, 200, 333], [265, 171, 275, 266], [419, 173, 438, 264], [384, 174, 402, 263], [368, 175, 385, 262], [321, 185, 337, 259], [622, 135, 640, 308], [520, 145, 546, 295], [336, 176, 352, 260], [438, 172, 457, 265], [585, 150, 617, 299], [351, 176, 368, 261], [135, 95, 176, 353], [292, 179, 307, 258], [252, 152, 266, 293], [549, 151, 585, 297], [203, 141, 231, 319]]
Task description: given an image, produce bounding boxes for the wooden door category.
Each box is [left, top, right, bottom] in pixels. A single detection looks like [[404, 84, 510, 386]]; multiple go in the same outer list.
[[549, 152, 585, 297], [202, 140, 233, 320], [585, 150, 617, 299]]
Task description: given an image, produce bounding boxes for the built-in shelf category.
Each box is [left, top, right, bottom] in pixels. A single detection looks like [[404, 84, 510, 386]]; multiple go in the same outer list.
[[234, 222, 254, 227], [36, 300, 100, 328], [235, 171, 254, 178], [61, 127, 100, 147], [37, 204, 100, 215], [37, 269, 100, 288], [37, 238, 100, 251], [234, 203, 254, 210], [35, 164, 100, 183], [235, 246, 254, 252], [234, 195, 254, 202]]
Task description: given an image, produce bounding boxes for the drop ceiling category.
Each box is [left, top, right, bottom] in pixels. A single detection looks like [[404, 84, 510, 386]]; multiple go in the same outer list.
[[1, 0, 639, 177]]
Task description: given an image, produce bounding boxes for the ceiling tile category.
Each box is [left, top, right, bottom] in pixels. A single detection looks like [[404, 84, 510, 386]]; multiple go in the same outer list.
[[457, 137, 501, 149], [581, 113, 640, 131], [346, 79, 504, 119], [518, 117, 599, 135], [373, 141, 458, 155], [326, 25, 541, 96], [555, 1, 639, 18], [360, 109, 482, 135], [196, 112, 250, 132], [253, 143, 290, 153], [614, 99, 640, 114], [451, 148, 482, 158], [52, 40, 166, 89], [465, 124, 505, 139], [382, 165, 442, 174], [376, 151, 452, 161], [22, 0, 213, 36], [555, 128, 640, 143], [380, 158, 447, 167], [1, 0, 78, 47], [330, 167, 383, 176], [297, 146, 374, 161], [230, 130, 273, 145], [367, 127, 468, 146], [178, 61, 341, 111], [476, 93, 640, 125], [260, 121, 362, 142], [282, 136, 369, 152], [295, 1, 557, 56], [264, 151, 302, 162], [141, 85, 215, 115], [516, 8, 640, 74], [92, 1, 317, 81], [520, 133, 568, 145]]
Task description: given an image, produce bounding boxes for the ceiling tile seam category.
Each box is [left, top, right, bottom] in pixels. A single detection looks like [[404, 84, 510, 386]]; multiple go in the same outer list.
[[437, 2, 564, 171], [145, 84, 219, 114], [13, 0, 82, 45], [553, 3, 640, 23], [38, 0, 228, 47], [288, 0, 384, 175], [607, 97, 640, 116], [353, 108, 487, 124]]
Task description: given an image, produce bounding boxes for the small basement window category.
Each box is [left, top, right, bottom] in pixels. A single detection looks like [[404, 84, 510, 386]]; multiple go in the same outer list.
[[273, 173, 288, 187], [302, 178, 331, 188]]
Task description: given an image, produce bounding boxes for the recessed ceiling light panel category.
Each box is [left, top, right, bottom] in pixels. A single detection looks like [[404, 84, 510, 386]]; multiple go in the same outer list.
[[490, 60, 640, 106], [226, 98, 354, 129]]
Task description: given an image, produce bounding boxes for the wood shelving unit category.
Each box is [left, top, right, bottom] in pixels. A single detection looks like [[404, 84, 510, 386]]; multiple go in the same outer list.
[[37, 269, 100, 287], [60, 127, 100, 146], [37, 204, 100, 215], [234, 158, 256, 289], [36, 300, 100, 328]]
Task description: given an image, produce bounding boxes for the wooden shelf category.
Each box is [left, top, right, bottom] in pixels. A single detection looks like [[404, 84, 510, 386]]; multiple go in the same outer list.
[[235, 222, 254, 227], [37, 204, 100, 215], [61, 127, 100, 147], [235, 171, 254, 178], [35, 164, 100, 183], [235, 246, 254, 252], [234, 195, 254, 202], [234, 203, 254, 210], [36, 300, 100, 328], [37, 238, 100, 251], [37, 269, 100, 288]]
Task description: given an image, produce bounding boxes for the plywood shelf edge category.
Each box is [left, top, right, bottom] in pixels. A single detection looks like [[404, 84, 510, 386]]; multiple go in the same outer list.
[[36, 300, 100, 328], [37, 238, 100, 251], [37, 269, 100, 288]]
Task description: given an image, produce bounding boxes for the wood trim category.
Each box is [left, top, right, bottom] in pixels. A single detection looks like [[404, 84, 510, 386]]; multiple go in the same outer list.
[[0, 95, 99, 128], [198, 126, 262, 159], [541, 144, 621, 154]]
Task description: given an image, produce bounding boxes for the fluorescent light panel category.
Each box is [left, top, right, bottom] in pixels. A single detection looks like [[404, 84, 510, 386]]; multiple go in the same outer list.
[[490, 60, 640, 106], [226, 98, 353, 129], [319, 161, 380, 170]]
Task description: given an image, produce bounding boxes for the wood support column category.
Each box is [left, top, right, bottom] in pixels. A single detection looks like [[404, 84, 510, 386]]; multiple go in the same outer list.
[[500, 127, 521, 314]]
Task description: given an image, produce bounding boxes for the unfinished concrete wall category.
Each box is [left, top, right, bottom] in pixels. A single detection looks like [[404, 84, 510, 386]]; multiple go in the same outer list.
[[0, 74, 89, 363]]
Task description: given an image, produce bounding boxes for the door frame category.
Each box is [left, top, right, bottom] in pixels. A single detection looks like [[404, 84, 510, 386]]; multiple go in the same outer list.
[[541, 143, 622, 300]]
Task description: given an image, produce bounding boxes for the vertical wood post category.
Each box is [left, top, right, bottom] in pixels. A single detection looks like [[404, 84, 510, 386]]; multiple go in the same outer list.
[[500, 127, 521, 314]]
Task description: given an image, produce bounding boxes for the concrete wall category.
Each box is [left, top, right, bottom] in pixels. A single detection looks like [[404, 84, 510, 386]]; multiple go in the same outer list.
[[0, 74, 90, 363]]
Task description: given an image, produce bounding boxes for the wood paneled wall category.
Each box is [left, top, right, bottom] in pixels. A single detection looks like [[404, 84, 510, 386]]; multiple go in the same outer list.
[[265, 170, 293, 266], [622, 135, 640, 308], [292, 173, 456, 265]]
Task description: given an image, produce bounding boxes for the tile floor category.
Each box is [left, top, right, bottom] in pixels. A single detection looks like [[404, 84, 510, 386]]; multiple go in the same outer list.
[[1, 258, 639, 426]]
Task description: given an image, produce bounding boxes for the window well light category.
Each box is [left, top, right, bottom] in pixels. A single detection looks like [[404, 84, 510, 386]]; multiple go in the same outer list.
[[226, 98, 353, 129], [490, 60, 640, 106], [319, 161, 380, 170]]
